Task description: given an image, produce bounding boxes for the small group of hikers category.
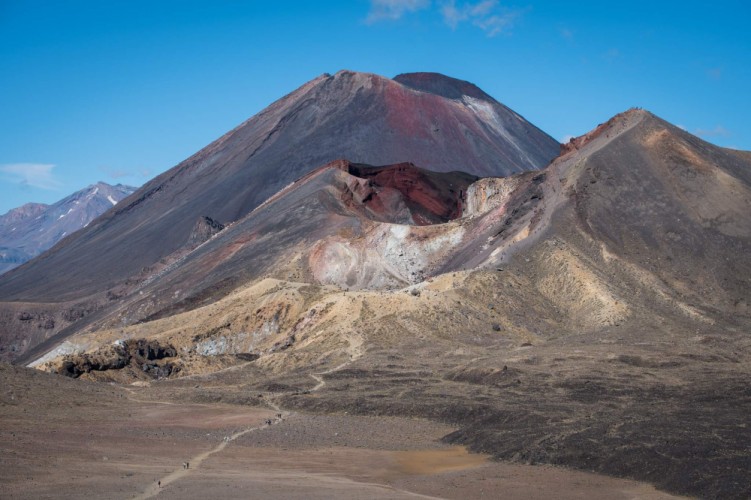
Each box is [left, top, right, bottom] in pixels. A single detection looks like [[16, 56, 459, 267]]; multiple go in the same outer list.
[[156, 414, 285, 489], [157, 462, 188, 488], [265, 413, 284, 426]]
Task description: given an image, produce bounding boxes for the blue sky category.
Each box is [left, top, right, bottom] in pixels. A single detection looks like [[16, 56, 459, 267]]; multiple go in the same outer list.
[[1, 0, 749, 213]]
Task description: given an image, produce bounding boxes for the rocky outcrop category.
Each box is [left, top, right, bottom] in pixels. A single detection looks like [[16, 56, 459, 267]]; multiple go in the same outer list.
[[56, 339, 179, 379], [559, 108, 642, 155], [269, 334, 295, 353], [16, 312, 55, 329], [187, 216, 225, 247], [463, 177, 520, 217]]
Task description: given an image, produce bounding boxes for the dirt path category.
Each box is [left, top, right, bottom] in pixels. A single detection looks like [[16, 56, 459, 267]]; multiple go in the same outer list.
[[2, 361, 687, 500], [132, 413, 287, 499], [131, 332, 368, 498], [125, 383, 289, 500], [310, 333, 363, 391], [310, 361, 347, 391]]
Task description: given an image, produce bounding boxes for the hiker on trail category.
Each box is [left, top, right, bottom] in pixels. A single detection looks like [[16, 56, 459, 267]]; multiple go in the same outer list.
[[186, 462, 189, 469], [158, 480, 161, 488]]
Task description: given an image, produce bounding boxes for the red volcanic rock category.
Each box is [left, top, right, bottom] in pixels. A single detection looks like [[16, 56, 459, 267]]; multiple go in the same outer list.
[[342, 162, 476, 224], [291, 159, 476, 225]]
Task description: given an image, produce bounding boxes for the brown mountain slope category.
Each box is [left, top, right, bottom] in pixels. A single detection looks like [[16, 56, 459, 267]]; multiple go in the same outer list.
[[5, 161, 481, 362], [34, 108, 750, 344], [11, 110, 751, 365], [0, 71, 558, 306], [554, 109, 751, 317]]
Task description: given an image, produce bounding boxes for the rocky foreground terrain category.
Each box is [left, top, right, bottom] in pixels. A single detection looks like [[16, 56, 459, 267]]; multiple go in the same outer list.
[[1, 72, 750, 499], [1, 358, 683, 499]]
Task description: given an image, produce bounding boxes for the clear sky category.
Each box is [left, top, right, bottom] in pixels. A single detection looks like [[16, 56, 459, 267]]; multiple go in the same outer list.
[[1, 0, 749, 213]]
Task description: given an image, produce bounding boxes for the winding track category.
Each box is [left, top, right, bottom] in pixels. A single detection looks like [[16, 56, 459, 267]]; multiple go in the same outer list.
[[130, 333, 366, 499], [132, 416, 286, 500]]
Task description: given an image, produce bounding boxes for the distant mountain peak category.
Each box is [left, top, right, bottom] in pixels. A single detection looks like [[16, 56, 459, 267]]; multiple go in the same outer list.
[[317, 70, 495, 103], [87, 180, 134, 190], [0, 182, 137, 275]]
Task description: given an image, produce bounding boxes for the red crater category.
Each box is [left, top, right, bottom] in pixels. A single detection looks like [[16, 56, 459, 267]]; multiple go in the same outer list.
[[336, 161, 478, 225]]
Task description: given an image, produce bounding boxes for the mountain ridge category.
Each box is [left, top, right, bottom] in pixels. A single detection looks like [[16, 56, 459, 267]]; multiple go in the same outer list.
[[12, 106, 750, 365], [0, 182, 136, 275]]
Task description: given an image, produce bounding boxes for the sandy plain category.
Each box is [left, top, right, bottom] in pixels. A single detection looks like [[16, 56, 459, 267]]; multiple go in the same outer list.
[[1, 363, 684, 500]]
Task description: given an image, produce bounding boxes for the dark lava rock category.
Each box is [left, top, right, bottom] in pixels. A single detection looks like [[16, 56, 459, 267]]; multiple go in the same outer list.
[[187, 216, 225, 247], [393, 72, 493, 101], [57, 338, 178, 379], [141, 362, 179, 379], [130, 338, 177, 362]]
